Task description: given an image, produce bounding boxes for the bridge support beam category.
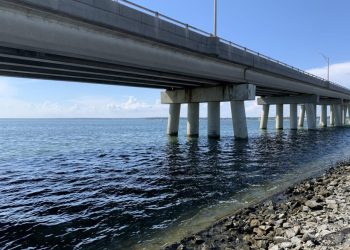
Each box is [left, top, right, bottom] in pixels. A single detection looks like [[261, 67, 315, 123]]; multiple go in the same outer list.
[[208, 102, 220, 138], [320, 105, 327, 128], [305, 104, 316, 129], [290, 104, 298, 130], [167, 103, 181, 136], [276, 104, 283, 130], [299, 104, 306, 128], [260, 104, 269, 129], [187, 103, 199, 137], [231, 101, 248, 139]]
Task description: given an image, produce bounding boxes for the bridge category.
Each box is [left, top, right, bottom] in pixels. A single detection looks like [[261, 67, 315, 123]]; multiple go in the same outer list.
[[0, 0, 349, 138]]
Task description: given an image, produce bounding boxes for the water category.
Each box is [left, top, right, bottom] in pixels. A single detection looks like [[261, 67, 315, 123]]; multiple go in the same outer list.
[[1, 118, 350, 249]]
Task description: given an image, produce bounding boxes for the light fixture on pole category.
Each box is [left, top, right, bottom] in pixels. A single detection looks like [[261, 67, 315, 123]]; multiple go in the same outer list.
[[213, 0, 217, 36], [321, 53, 330, 82]]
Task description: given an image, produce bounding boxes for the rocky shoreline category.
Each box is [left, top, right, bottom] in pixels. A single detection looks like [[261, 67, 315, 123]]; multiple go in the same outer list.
[[166, 163, 350, 250]]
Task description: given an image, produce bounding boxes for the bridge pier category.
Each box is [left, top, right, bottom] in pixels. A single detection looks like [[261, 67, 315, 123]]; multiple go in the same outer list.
[[208, 102, 220, 138], [290, 104, 298, 130], [187, 103, 199, 137], [231, 101, 248, 139], [320, 105, 327, 128], [276, 104, 283, 130], [305, 104, 316, 129], [299, 104, 306, 128], [167, 103, 181, 136], [334, 105, 342, 127], [161, 84, 255, 138], [259, 104, 270, 129], [343, 105, 348, 125], [330, 105, 335, 126]]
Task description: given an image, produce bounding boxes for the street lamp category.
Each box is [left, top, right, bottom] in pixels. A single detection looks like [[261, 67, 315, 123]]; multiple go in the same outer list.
[[321, 53, 330, 82], [213, 0, 217, 36]]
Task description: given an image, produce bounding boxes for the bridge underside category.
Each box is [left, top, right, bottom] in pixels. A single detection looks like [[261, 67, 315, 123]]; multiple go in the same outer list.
[[0, 46, 304, 97]]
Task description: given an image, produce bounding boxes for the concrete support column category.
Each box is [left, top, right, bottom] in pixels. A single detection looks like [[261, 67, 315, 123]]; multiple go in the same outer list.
[[330, 105, 335, 126], [298, 104, 305, 128], [276, 104, 283, 130], [167, 103, 181, 136], [334, 105, 342, 127], [343, 105, 348, 125], [230, 101, 248, 139], [260, 104, 270, 130], [187, 103, 199, 137], [208, 102, 220, 138], [320, 105, 327, 128], [305, 103, 316, 129], [290, 104, 298, 130]]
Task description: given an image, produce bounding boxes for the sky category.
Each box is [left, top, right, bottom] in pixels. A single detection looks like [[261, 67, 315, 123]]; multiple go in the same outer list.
[[1, 0, 350, 118]]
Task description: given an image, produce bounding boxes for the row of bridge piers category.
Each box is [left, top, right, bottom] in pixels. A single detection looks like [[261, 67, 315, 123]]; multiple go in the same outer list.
[[161, 84, 350, 139]]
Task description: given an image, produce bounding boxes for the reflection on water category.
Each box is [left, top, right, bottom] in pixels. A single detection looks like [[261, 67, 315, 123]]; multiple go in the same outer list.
[[0, 118, 349, 249]]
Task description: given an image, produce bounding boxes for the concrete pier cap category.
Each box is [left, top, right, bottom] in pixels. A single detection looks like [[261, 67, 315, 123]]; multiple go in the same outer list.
[[161, 84, 256, 138]]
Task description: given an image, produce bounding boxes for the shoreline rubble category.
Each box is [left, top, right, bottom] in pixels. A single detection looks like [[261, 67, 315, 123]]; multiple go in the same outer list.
[[166, 163, 350, 250]]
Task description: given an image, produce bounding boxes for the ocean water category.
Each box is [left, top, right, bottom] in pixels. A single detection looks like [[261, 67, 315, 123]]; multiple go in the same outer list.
[[1, 118, 350, 249]]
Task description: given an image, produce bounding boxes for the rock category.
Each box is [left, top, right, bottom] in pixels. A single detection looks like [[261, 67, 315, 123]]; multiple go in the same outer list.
[[194, 236, 205, 245], [282, 222, 291, 228], [280, 241, 292, 248], [250, 219, 260, 228], [269, 245, 279, 250], [291, 236, 302, 246], [305, 240, 315, 247], [302, 233, 314, 242], [273, 236, 288, 243], [293, 226, 301, 235], [285, 229, 296, 239], [302, 205, 310, 212], [305, 200, 323, 210]]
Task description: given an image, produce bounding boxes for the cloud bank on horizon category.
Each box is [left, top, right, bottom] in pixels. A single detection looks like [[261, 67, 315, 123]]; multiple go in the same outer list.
[[0, 61, 349, 118]]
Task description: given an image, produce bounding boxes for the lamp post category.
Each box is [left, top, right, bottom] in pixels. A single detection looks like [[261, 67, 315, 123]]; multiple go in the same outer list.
[[321, 54, 330, 82], [213, 0, 217, 36]]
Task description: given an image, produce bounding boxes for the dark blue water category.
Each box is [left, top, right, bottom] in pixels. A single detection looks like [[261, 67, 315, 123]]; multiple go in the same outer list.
[[1, 118, 350, 249]]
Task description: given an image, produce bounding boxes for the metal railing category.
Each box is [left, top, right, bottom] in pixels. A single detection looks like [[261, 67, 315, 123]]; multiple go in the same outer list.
[[115, 0, 346, 90]]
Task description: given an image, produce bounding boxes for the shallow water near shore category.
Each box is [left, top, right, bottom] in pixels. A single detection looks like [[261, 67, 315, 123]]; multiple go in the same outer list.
[[1, 118, 350, 249]]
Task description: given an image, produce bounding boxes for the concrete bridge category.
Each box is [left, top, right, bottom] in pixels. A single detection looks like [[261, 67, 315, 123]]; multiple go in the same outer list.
[[0, 0, 349, 138]]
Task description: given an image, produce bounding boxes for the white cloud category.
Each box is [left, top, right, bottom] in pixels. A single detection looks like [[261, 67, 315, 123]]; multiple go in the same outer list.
[[307, 61, 350, 88]]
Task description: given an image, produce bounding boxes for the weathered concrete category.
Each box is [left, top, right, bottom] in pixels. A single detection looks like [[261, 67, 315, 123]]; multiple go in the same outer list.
[[259, 104, 269, 129], [343, 105, 348, 125], [320, 105, 327, 128], [0, 0, 350, 101], [208, 102, 220, 138], [305, 103, 316, 129], [276, 104, 283, 130], [330, 105, 335, 126], [167, 103, 181, 136], [257, 95, 318, 105], [290, 104, 298, 130], [298, 104, 305, 128], [230, 101, 248, 139], [334, 105, 342, 127], [161, 84, 256, 104], [187, 103, 199, 137]]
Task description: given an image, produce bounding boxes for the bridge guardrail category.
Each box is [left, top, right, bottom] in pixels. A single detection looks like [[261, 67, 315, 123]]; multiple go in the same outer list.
[[115, 0, 347, 91]]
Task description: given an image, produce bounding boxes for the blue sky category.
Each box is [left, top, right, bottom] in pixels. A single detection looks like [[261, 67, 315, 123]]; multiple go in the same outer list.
[[1, 0, 350, 118]]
